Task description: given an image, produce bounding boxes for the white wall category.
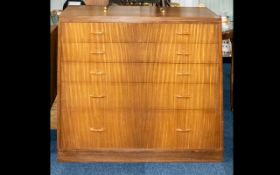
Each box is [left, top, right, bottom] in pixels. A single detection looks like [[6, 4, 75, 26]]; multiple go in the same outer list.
[[173, 0, 233, 18], [200, 0, 233, 17], [172, 0, 198, 7], [51, 0, 66, 10]]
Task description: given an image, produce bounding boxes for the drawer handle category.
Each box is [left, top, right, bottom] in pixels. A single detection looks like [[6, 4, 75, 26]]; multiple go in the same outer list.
[[90, 95, 106, 98], [90, 31, 104, 35], [90, 71, 105, 75], [176, 128, 191, 132], [176, 53, 190, 56], [176, 32, 190, 35], [90, 51, 105, 54], [176, 72, 191, 76], [175, 95, 191, 99], [90, 128, 105, 132]]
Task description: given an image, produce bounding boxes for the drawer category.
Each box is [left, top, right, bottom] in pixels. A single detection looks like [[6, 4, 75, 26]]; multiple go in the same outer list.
[[59, 109, 139, 150], [61, 62, 219, 83], [59, 109, 221, 150], [61, 23, 218, 43], [141, 110, 222, 149], [61, 43, 219, 63], [60, 82, 218, 110]]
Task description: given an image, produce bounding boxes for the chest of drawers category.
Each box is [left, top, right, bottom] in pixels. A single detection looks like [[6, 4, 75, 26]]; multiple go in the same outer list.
[[57, 6, 223, 162]]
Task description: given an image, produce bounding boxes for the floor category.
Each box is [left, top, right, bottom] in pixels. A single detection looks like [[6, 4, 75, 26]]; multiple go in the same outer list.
[[50, 63, 233, 175]]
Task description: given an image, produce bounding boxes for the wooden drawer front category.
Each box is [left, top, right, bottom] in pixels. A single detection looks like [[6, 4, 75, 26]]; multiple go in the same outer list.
[[59, 109, 138, 150], [59, 109, 221, 150], [61, 23, 218, 43], [61, 82, 218, 110], [142, 110, 222, 149], [61, 62, 219, 83], [61, 23, 133, 43], [62, 43, 218, 63]]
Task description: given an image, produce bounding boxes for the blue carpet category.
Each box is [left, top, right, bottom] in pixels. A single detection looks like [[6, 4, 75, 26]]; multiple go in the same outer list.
[[51, 63, 233, 175]]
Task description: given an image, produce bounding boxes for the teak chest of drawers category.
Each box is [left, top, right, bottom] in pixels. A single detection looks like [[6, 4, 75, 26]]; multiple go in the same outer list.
[[57, 6, 223, 162]]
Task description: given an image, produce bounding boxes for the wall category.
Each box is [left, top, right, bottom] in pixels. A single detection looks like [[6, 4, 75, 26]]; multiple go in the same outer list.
[[51, 0, 66, 10], [172, 0, 233, 18], [200, 0, 233, 17], [172, 0, 198, 7]]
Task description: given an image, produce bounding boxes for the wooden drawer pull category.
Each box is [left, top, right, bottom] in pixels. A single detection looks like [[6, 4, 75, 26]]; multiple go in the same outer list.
[[90, 128, 105, 132], [176, 128, 191, 132], [176, 53, 190, 56], [90, 31, 104, 35], [90, 51, 105, 54], [90, 71, 105, 75], [175, 95, 191, 99], [176, 32, 190, 35], [90, 95, 106, 98], [176, 72, 191, 76]]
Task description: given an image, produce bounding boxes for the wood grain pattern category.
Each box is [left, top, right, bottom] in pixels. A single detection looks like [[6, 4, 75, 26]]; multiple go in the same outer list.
[[57, 6, 223, 162], [85, 0, 109, 6], [216, 22, 224, 153], [50, 25, 58, 107], [61, 23, 218, 43], [60, 82, 218, 110], [51, 97, 57, 129], [58, 149, 223, 162], [60, 109, 221, 150], [61, 43, 218, 63], [61, 62, 219, 83]]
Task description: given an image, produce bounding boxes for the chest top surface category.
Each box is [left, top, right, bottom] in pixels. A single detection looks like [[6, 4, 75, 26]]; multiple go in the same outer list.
[[59, 6, 221, 23]]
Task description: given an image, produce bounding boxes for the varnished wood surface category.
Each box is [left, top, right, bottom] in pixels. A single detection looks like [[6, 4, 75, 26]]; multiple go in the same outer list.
[[217, 24, 224, 154], [57, 6, 223, 162], [50, 25, 58, 107], [61, 62, 219, 83], [85, 0, 109, 6], [61, 43, 219, 63], [59, 6, 221, 23], [58, 149, 223, 162], [51, 97, 57, 129], [60, 109, 221, 150], [61, 23, 218, 43], [61, 82, 218, 110]]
